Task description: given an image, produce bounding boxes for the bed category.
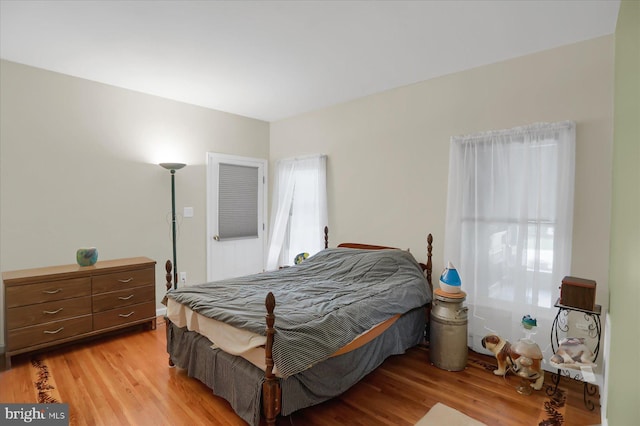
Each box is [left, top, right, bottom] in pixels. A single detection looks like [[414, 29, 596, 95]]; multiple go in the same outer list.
[[163, 229, 433, 425]]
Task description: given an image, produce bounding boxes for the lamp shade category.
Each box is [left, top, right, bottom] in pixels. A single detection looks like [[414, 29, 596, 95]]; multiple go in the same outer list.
[[439, 261, 462, 293], [159, 162, 186, 171]]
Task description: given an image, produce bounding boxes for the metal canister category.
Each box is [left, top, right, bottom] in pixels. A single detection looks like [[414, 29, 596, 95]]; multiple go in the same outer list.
[[429, 290, 468, 371]]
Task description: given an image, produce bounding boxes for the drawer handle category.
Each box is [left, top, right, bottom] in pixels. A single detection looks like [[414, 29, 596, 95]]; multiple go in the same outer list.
[[43, 327, 64, 334], [43, 308, 64, 315], [119, 311, 135, 318], [117, 278, 134, 283], [42, 288, 63, 294], [118, 295, 134, 300]]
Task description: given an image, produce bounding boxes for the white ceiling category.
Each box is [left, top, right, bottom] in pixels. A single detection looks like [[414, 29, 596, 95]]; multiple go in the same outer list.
[[0, 1, 620, 122]]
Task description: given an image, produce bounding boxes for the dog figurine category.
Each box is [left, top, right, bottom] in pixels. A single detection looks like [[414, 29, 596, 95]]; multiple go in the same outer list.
[[482, 334, 545, 391], [550, 337, 596, 366]]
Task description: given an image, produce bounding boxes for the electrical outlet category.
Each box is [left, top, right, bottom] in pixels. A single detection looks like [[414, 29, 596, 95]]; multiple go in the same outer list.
[[179, 272, 187, 285]]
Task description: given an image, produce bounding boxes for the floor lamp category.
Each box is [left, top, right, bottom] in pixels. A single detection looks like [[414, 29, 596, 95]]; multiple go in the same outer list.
[[160, 162, 186, 289]]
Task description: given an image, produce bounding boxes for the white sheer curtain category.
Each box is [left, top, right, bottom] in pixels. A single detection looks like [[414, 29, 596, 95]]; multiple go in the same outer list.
[[266, 155, 327, 270], [443, 122, 575, 367]]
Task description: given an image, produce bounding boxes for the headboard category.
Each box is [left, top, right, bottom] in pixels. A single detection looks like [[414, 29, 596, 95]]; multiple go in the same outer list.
[[337, 234, 433, 294]]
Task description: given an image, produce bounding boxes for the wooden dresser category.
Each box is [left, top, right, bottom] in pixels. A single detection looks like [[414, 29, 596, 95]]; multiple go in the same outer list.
[[3, 257, 156, 368]]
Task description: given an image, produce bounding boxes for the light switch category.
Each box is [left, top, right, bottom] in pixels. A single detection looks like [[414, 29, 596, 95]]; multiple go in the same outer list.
[[183, 207, 194, 218]]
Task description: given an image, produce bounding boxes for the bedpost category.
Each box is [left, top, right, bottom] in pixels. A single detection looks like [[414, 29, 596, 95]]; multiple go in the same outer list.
[[163, 260, 175, 367], [423, 234, 434, 346], [161, 260, 173, 306], [263, 292, 281, 426], [165, 260, 173, 292], [324, 226, 329, 249], [426, 234, 433, 292]]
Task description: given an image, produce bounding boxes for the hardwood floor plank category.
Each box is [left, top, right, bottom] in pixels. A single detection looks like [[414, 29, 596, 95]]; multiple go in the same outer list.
[[0, 318, 601, 426]]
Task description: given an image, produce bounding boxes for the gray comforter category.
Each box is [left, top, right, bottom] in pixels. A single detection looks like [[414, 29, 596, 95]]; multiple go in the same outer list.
[[166, 248, 430, 377]]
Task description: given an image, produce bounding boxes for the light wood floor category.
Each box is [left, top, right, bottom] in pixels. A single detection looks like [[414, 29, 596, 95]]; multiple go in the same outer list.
[[1, 318, 601, 425]]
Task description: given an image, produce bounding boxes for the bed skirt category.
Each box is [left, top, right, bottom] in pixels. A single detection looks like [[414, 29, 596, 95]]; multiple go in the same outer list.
[[166, 306, 424, 425]]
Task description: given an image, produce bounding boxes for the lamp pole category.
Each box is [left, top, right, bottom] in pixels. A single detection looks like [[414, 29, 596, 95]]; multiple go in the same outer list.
[[160, 162, 186, 289], [169, 169, 178, 288]]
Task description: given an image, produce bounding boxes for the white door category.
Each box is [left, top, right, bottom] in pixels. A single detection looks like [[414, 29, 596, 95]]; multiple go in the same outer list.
[[207, 153, 267, 281]]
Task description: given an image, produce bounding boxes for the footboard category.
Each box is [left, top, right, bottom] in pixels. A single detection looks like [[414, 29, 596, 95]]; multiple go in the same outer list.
[[162, 260, 282, 425]]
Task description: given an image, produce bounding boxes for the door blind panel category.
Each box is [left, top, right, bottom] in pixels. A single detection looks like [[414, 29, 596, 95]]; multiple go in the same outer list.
[[218, 163, 259, 240]]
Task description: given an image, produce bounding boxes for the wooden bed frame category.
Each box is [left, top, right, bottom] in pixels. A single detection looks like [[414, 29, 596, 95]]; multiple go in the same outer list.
[[163, 227, 433, 426]]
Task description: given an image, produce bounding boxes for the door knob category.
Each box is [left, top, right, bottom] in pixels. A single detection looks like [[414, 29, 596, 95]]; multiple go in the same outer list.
[[213, 235, 220, 241]]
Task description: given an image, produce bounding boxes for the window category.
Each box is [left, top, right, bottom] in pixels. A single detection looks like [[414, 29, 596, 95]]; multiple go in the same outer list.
[[266, 155, 327, 270], [218, 163, 259, 239], [444, 122, 575, 364]]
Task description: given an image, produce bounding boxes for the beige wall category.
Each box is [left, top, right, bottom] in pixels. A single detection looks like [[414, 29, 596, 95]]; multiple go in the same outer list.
[[0, 60, 269, 346], [608, 1, 640, 424], [271, 36, 614, 304]]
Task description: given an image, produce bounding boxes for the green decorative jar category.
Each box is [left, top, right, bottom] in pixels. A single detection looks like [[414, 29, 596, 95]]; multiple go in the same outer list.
[[76, 247, 98, 266]]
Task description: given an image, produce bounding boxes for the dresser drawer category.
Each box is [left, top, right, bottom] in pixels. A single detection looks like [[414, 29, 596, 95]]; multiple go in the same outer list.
[[93, 301, 155, 331], [6, 277, 91, 308], [7, 296, 92, 330], [92, 267, 154, 294], [8, 315, 93, 351], [92, 285, 155, 313]]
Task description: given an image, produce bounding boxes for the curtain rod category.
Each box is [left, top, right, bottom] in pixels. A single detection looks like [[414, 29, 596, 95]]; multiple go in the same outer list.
[[276, 154, 327, 162], [451, 121, 575, 143]]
